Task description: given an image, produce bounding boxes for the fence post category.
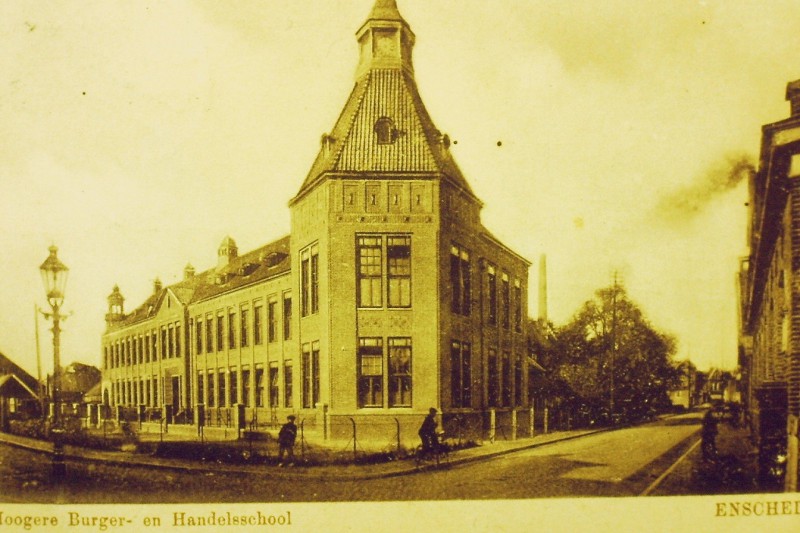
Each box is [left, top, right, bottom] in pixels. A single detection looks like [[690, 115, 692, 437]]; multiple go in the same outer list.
[[511, 409, 517, 441], [350, 417, 357, 462], [529, 406, 535, 438], [544, 407, 549, 434], [489, 409, 496, 443]]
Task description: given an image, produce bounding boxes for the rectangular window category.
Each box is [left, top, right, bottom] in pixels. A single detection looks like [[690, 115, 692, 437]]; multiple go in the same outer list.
[[268, 299, 277, 343], [283, 295, 292, 340], [358, 337, 384, 408], [450, 341, 471, 408], [311, 245, 319, 314], [175, 324, 181, 357], [357, 236, 382, 307], [269, 363, 280, 408], [161, 327, 167, 359], [242, 368, 251, 408], [502, 273, 510, 330], [301, 251, 310, 317], [168, 325, 174, 358], [145, 334, 150, 363], [302, 344, 311, 408], [389, 338, 412, 407], [488, 266, 497, 325], [387, 236, 411, 307], [514, 354, 523, 406], [228, 311, 236, 349], [207, 372, 215, 407], [230, 370, 238, 406], [196, 317, 203, 354], [205, 316, 213, 353], [197, 372, 204, 406], [240, 308, 249, 347], [502, 352, 512, 407], [218, 371, 226, 407], [254, 305, 263, 345], [488, 349, 498, 407], [216, 314, 224, 352], [312, 341, 320, 407], [255, 367, 264, 408], [514, 280, 522, 333], [450, 246, 471, 315], [151, 330, 157, 361], [152, 376, 158, 406], [284, 360, 293, 408]]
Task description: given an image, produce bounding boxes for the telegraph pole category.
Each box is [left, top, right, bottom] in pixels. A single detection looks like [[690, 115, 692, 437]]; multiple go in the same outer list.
[[609, 272, 619, 423]]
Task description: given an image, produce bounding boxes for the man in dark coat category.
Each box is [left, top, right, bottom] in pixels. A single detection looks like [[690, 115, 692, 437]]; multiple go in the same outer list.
[[701, 409, 718, 461], [278, 415, 297, 465], [418, 407, 438, 452]]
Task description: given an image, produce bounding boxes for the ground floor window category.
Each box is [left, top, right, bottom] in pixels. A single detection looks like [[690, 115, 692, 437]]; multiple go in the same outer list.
[[450, 340, 471, 408], [255, 367, 265, 408], [207, 372, 215, 407], [229, 370, 238, 406], [488, 349, 498, 407], [242, 368, 251, 408], [389, 338, 412, 407], [197, 372, 204, 407], [269, 363, 279, 408], [284, 360, 293, 408], [358, 338, 383, 407]]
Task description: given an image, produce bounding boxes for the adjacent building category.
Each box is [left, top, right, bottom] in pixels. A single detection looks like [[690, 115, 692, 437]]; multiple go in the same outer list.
[[101, 0, 532, 441], [740, 78, 800, 491]]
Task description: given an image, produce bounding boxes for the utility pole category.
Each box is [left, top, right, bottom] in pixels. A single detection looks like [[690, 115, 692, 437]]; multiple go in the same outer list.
[[609, 272, 619, 423]]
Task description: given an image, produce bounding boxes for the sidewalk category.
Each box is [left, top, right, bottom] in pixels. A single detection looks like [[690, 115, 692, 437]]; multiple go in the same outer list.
[[649, 418, 758, 495], [0, 426, 606, 482]]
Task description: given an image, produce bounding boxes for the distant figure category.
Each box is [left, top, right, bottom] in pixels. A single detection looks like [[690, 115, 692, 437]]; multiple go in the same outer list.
[[278, 415, 297, 465], [418, 407, 438, 452], [701, 410, 718, 461]]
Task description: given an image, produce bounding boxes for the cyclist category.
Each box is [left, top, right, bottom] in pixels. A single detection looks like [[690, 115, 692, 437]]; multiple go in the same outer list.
[[418, 407, 439, 453]]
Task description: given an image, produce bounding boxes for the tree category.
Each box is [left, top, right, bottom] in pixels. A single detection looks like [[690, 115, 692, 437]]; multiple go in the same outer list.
[[551, 283, 680, 424]]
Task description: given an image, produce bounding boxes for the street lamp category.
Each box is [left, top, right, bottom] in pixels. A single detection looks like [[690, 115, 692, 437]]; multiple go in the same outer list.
[[39, 245, 69, 478]]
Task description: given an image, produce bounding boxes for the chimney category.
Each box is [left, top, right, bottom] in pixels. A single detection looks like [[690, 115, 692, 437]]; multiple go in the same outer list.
[[787, 79, 800, 117], [538, 254, 548, 322], [153, 277, 163, 294], [184, 263, 195, 280], [321, 134, 335, 157]]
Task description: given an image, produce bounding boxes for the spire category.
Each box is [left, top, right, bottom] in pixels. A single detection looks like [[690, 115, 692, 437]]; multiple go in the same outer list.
[[355, 0, 415, 79]]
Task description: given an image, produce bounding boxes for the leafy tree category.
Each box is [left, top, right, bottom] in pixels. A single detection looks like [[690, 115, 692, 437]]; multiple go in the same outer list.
[[550, 283, 680, 424]]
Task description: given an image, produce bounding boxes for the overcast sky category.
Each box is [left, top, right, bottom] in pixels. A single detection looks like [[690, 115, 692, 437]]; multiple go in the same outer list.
[[2, 0, 799, 377]]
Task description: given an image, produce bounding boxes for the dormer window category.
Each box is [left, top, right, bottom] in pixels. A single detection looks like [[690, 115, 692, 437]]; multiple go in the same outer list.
[[374, 117, 396, 144]]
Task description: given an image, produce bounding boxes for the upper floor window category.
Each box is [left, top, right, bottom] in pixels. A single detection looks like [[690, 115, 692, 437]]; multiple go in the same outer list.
[[357, 234, 412, 309], [450, 245, 471, 315], [283, 294, 292, 340], [387, 236, 411, 308], [300, 244, 319, 317], [268, 299, 277, 343], [195, 317, 203, 354], [502, 273, 510, 330], [254, 305, 263, 345], [240, 308, 249, 347], [514, 280, 522, 332], [357, 236, 382, 308], [228, 311, 236, 349], [487, 265, 497, 325]]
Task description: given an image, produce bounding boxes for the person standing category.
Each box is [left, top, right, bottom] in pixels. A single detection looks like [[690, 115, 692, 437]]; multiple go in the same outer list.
[[701, 409, 718, 462], [277, 415, 297, 466]]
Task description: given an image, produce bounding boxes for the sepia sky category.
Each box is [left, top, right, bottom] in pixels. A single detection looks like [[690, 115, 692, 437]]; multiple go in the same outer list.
[[2, 0, 799, 377]]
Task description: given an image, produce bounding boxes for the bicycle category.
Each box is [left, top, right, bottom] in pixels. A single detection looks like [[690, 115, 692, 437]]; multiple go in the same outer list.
[[414, 433, 450, 469]]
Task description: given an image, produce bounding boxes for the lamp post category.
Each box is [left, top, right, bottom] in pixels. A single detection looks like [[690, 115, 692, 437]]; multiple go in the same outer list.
[[39, 245, 69, 478]]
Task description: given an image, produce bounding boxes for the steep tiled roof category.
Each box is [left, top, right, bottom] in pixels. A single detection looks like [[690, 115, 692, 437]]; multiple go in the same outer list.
[[112, 235, 291, 329], [0, 352, 39, 393], [296, 70, 477, 201]]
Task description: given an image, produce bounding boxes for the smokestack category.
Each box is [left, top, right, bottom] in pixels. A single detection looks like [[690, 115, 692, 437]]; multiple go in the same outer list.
[[538, 254, 548, 322]]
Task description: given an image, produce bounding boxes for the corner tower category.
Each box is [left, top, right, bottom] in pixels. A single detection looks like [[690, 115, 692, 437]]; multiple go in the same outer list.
[[289, 0, 528, 441]]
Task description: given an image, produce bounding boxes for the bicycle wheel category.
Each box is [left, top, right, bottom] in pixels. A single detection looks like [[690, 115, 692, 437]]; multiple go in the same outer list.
[[414, 445, 424, 469]]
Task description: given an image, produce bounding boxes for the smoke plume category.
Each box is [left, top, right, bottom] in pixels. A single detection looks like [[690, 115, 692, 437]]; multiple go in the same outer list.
[[653, 153, 755, 223]]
